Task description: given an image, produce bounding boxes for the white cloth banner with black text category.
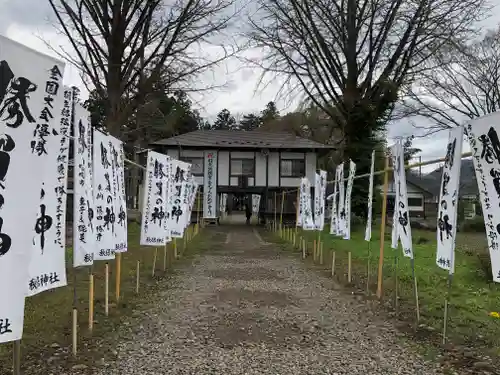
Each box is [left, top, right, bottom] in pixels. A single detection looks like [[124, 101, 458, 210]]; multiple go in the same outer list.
[[343, 160, 356, 240], [252, 194, 261, 216], [467, 118, 500, 282], [300, 178, 315, 230], [108, 136, 127, 252], [436, 127, 463, 273], [169, 159, 191, 238], [365, 151, 375, 242], [390, 141, 413, 258], [329, 170, 338, 235], [203, 151, 217, 218], [140, 151, 170, 246], [27, 87, 73, 297], [0, 36, 66, 342], [337, 164, 345, 236], [73, 104, 96, 267]]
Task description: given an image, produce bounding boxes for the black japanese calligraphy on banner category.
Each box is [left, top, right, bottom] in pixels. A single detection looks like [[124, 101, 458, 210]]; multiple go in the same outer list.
[[300, 177, 315, 230], [0, 35, 66, 343], [27, 87, 72, 297], [73, 104, 95, 267], [466, 118, 500, 282], [140, 151, 170, 246], [436, 127, 463, 273], [109, 137, 127, 252], [203, 151, 217, 219], [169, 159, 191, 238]]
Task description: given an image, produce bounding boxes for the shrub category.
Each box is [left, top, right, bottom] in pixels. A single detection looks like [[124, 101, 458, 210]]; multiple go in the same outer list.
[[460, 216, 485, 232]]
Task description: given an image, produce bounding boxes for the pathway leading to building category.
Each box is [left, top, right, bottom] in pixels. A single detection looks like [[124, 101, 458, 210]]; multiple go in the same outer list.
[[96, 226, 445, 375]]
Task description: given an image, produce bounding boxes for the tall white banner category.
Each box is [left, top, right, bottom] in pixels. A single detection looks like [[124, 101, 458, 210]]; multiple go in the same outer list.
[[365, 151, 375, 241], [109, 136, 127, 252], [329, 170, 338, 235], [93, 131, 119, 260], [300, 177, 315, 230], [203, 151, 217, 218], [73, 104, 95, 267], [436, 127, 463, 273], [252, 194, 261, 216], [169, 159, 191, 238], [184, 181, 199, 228], [220, 193, 227, 216], [343, 160, 356, 240], [314, 170, 327, 230], [27, 87, 73, 296], [180, 178, 194, 229], [390, 141, 413, 258], [140, 151, 170, 246], [0, 36, 65, 342], [337, 164, 345, 236], [466, 118, 500, 282]]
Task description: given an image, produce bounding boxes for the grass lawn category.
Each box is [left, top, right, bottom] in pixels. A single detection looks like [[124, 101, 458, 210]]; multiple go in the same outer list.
[[0, 223, 211, 374], [292, 224, 500, 356]]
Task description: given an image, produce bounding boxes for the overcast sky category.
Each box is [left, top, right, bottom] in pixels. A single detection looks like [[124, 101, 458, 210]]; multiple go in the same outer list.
[[1, 0, 499, 173]]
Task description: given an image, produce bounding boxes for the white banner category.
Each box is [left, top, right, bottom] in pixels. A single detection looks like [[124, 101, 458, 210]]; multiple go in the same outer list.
[[466, 118, 500, 282], [252, 194, 261, 215], [203, 151, 217, 218], [180, 178, 194, 229], [0, 36, 65, 342], [93, 131, 119, 259], [300, 177, 315, 230], [329, 170, 338, 235], [337, 164, 345, 236], [314, 170, 327, 230], [185, 181, 199, 229], [140, 151, 169, 246], [391, 193, 399, 250], [220, 193, 227, 214], [391, 141, 413, 258], [73, 104, 95, 267], [436, 127, 463, 273], [109, 136, 127, 252], [365, 151, 375, 241], [169, 159, 191, 238], [343, 160, 356, 240], [27, 87, 73, 296]]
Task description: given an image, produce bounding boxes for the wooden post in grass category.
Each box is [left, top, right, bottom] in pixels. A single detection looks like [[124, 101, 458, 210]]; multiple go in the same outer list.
[[196, 190, 201, 235], [173, 238, 177, 259], [274, 191, 277, 231], [152, 248, 158, 277], [163, 244, 167, 271], [72, 272, 78, 357], [294, 189, 299, 246], [302, 239, 306, 259], [12, 340, 21, 375], [280, 190, 285, 237], [89, 270, 94, 331], [135, 261, 140, 294], [347, 252, 352, 283], [319, 241, 324, 265], [115, 253, 122, 304], [331, 251, 336, 276], [377, 155, 390, 299], [104, 262, 109, 316], [313, 239, 317, 262]]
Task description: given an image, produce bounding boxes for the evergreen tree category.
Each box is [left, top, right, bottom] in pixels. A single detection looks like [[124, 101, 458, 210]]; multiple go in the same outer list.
[[260, 101, 280, 124], [239, 113, 261, 131], [213, 108, 237, 130]]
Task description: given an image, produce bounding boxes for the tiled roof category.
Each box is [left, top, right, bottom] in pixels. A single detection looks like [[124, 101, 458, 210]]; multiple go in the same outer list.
[[151, 130, 335, 149]]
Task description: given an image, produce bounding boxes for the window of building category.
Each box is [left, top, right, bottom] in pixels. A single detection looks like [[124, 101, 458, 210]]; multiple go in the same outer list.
[[230, 159, 254, 176], [280, 159, 305, 177], [408, 197, 423, 207], [179, 157, 204, 175]]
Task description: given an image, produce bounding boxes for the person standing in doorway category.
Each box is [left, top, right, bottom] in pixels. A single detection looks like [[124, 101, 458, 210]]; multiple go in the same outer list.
[[245, 203, 252, 224]]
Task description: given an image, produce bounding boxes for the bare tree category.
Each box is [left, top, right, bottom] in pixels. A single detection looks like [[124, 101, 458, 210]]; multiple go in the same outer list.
[[48, 0, 240, 137], [247, 0, 489, 147], [247, 0, 489, 216], [397, 26, 500, 133]]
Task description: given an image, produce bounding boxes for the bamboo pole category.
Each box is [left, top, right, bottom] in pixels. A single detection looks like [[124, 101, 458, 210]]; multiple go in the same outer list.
[[280, 190, 285, 236], [135, 261, 140, 294], [331, 251, 336, 276], [72, 272, 78, 357], [152, 248, 158, 277], [348, 252, 352, 283], [274, 192, 277, 230], [88, 271, 94, 331], [12, 341, 20, 375], [376, 155, 390, 299], [115, 253, 122, 304], [163, 244, 167, 271], [104, 263, 109, 316]]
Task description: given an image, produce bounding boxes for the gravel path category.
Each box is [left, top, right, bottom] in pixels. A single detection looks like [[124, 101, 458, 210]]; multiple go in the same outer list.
[[97, 226, 445, 375]]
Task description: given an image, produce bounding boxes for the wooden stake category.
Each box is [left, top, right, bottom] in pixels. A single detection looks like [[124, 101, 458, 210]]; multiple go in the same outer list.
[[331, 251, 336, 276], [12, 340, 21, 375], [319, 242, 324, 265], [163, 244, 167, 271], [394, 253, 399, 315], [442, 274, 453, 344], [173, 238, 178, 259], [115, 253, 122, 304], [273, 191, 277, 229], [410, 258, 421, 324], [135, 261, 140, 294], [88, 272, 94, 331], [377, 155, 390, 299], [366, 241, 371, 294], [348, 252, 352, 283], [313, 240, 317, 262], [72, 308, 77, 356], [104, 262, 109, 316], [302, 239, 306, 259], [152, 248, 158, 277]]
